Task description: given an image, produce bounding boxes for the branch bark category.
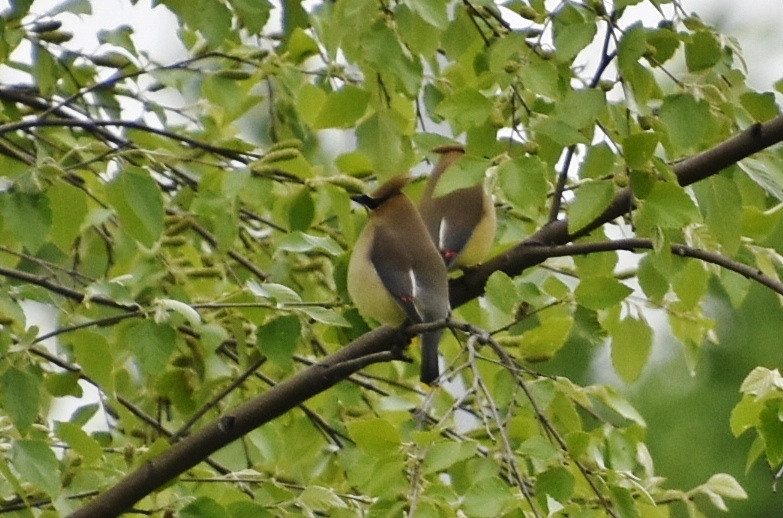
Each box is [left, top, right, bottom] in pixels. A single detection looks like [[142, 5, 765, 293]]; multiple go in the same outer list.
[[69, 114, 783, 516]]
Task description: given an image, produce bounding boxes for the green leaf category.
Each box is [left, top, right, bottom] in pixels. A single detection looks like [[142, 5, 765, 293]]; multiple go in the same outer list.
[[72, 330, 114, 393], [297, 306, 350, 327], [105, 167, 164, 248], [739, 155, 783, 202], [485, 271, 518, 315], [637, 255, 668, 302], [611, 316, 653, 383], [610, 485, 639, 518], [299, 486, 348, 511], [180, 496, 230, 518], [703, 473, 748, 500], [617, 23, 646, 76], [232, 0, 272, 34], [314, 86, 370, 129], [357, 112, 409, 178], [32, 43, 57, 97], [462, 476, 512, 518], [55, 421, 103, 466], [0, 367, 40, 435], [123, 321, 177, 378], [287, 188, 315, 231], [730, 395, 763, 437], [361, 20, 422, 96], [659, 93, 712, 153], [553, 19, 597, 63], [556, 89, 606, 130], [11, 440, 60, 498], [579, 143, 616, 179], [672, 259, 708, 310], [759, 403, 783, 467], [347, 418, 401, 457], [423, 441, 477, 474], [534, 118, 590, 147], [277, 231, 342, 255], [740, 92, 780, 123], [535, 466, 575, 506], [694, 175, 743, 254], [575, 277, 633, 311], [48, 181, 87, 252], [435, 88, 493, 130], [286, 27, 319, 63], [433, 155, 490, 196], [623, 132, 659, 169], [568, 180, 614, 234], [257, 315, 301, 370], [407, 0, 448, 30], [2, 192, 51, 252], [498, 156, 548, 218], [685, 30, 721, 72], [517, 306, 573, 361], [635, 181, 701, 232], [523, 60, 560, 98]]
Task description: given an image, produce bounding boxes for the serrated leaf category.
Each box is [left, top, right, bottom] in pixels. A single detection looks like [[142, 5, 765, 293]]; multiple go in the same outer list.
[[155, 298, 202, 327], [568, 180, 615, 234], [347, 418, 401, 457], [277, 231, 343, 255], [55, 421, 103, 466], [248, 281, 302, 303], [180, 496, 230, 518], [300, 486, 348, 511], [635, 181, 701, 232], [105, 167, 164, 248], [611, 316, 653, 383], [739, 155, 783, 201], [623, 132, 659, 169], [685, 30, 721, 72], [258, 315, 301, 370], [740, 92, 780, 123], [485, 271, 518, 315], [0, 367, 40, 435], [297, 306, 350, 327], [659, 94, 711, 153], [535, 466, 575, 506], [617, 22, 646, 76], [124, 321, 176, 378], [575, 277, 633, 311], [72, 330, 114, 393], [313, 85, 370, 129], [462, 476, 513, 518], [435, 88, 493, 130], [703, 473, 748, 500], [579, 143, 616, 179], [740, 367, 783, 399], [2, 192, 51, 253], [287, 188, 315, 231], [423, 441, 477, 474], [498, 155, 548, 218], [11, 440, 60, 498], [48, 181, 87, 252]]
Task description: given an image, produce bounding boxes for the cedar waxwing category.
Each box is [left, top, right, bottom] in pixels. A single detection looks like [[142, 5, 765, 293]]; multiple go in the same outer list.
[[348, 176, 450, 385], [418, 144, 497, 269]]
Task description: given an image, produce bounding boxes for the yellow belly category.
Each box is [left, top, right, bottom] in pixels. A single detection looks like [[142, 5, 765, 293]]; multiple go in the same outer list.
[[347, 226, 406, 326]]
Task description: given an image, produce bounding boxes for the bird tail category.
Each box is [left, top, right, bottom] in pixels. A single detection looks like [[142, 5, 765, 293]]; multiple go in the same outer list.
[[420, 330, 442, 385]]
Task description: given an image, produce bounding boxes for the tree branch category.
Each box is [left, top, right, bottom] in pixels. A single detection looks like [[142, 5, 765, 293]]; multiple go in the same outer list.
[[69, 114, 783, 517], [449, 115, 783, 307]]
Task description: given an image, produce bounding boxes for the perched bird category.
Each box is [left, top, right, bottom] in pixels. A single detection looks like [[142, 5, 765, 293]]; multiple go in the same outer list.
[[418, 144, 497, 269], [348, 176, 450, 385]]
